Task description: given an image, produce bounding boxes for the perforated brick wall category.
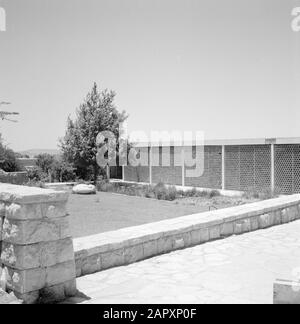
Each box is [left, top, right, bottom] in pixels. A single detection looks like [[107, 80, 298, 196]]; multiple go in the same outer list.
[[225, 145, 271, 192], [123, 143, 300, 194], [275, 145, 300, 194]]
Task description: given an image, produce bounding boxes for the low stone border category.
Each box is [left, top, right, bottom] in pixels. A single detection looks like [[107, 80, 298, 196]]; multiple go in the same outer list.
[[0, 172, 28, 185], [74, 194, 300, 277], [274, 279, 300, 304]]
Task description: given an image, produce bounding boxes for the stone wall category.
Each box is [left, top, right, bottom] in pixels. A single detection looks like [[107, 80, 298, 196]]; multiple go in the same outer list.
[[0, 184, 76, 304], [74, 194, 300, 277], [0, 172, 28, 185]]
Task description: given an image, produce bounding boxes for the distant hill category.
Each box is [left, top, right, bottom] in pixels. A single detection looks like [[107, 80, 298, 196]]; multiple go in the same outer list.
[[18, 149, 61, 158]]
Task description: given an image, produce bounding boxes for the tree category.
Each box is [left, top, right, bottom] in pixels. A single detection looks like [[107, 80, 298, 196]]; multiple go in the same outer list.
[[50, 159, 76, 182], [35, 153, 55, 174], [0, 134, 21, 172], [60, 83, 128, 182]]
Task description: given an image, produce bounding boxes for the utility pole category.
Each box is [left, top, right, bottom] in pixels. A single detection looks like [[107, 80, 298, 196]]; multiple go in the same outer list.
[[0, 102, 19, 122]]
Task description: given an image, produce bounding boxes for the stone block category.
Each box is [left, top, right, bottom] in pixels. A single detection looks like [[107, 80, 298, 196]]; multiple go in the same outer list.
[[81, 254, 101, 276], [101, 249, 124, 269], [199, 228, 209, 243], [234, 219, 251, 234], [63, 278, 77, 296], [296, 205, 300, 220], [273, 211, 282, 226], [7, 267, 46, 294], [1, 238, 74, 269], [41, 202, 68, 219], [0, 184, 69, 205], [143, 240, 158, 259], [39, 282, 65, 303], [157, 236, 173, 255], [250, 216, 259, 231], [209, 225, 220, 240], [45, 260, 76, 287], [124, 244, 144, 264], [274, 279, 300, 304], [287, 206, 299, 222], [39, 279, 77, 304], [6, 260, 75, 294], [6, 203, 42, 221], [220, 222, 234, 237], [258, 214, 271, 229], [14, 290, 40, 304], [281, 209, 289, 224], [173, 238, 185, 249], [182, 231, 192, 247], [2, 216, 71, 245], [5, 202, 68, 220], [190, 229, 201, 245]]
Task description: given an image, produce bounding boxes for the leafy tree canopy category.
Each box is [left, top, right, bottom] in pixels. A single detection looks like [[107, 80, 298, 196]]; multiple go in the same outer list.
[[60, 83, 128, 181], [0, 134, 21, 172]]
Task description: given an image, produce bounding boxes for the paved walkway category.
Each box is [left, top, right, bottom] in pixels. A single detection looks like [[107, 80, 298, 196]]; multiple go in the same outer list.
[[69, 221, 300, 304]]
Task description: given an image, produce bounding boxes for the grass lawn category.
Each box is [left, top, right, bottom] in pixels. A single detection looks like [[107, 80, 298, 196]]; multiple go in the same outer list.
[[68, 191, 256, 238]]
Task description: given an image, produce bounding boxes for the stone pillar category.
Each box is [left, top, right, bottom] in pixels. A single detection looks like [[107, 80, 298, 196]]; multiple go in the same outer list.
[[0, 184, 76, 304]]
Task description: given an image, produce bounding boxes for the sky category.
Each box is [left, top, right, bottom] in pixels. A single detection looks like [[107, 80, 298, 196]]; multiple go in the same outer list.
[[0, 0, 299, 151]]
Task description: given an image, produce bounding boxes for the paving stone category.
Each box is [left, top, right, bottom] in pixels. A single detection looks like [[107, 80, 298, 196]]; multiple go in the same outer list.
[[68, 220, 300, 305]]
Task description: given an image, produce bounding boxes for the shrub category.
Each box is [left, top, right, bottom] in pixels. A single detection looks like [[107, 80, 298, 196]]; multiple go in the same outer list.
[[185, 187, 198, 197], [151, 183, 178, 201], [153, 182, 168, 200], [242, 188, 280, 200], [50, 160, 76, 182], [165, 186, 177, 201], [96, 179, 223, 202], [144, 186, 155, 198], [27, 167, 48, 182], [0, 144, 21, 172], [35, 154, 55, 174], [209, 190, 221, 198], [96, 179, 110, 191]]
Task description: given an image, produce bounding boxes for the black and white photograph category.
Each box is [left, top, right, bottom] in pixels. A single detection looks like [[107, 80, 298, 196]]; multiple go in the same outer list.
[[0, 0, 300, 307]]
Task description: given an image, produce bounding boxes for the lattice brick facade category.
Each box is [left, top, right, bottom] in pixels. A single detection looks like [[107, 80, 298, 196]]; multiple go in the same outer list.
[[225, 145, 271, 192], [122, 140, 300, 195]]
